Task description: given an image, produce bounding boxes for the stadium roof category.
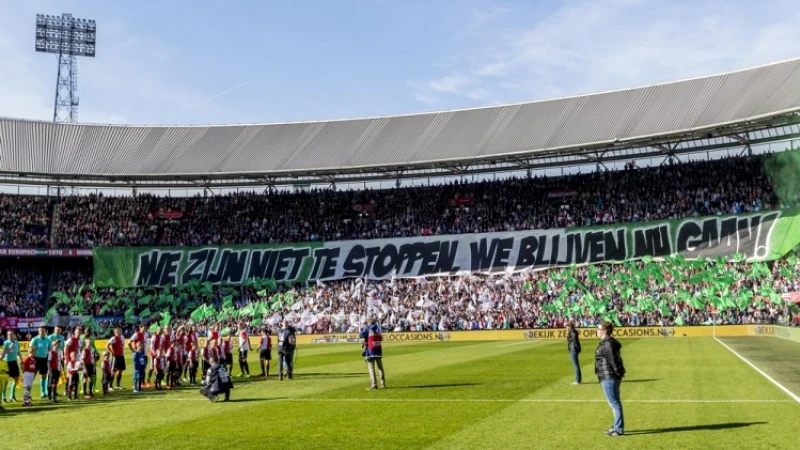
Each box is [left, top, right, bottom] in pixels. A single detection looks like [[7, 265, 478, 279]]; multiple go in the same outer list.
[[3, 58, 800, 188]]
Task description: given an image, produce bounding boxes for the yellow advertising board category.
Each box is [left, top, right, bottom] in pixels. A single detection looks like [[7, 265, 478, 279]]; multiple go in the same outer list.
[[750, 325, 800, 343], [16, 325, 797, 350], [296, 325, 757, 345]]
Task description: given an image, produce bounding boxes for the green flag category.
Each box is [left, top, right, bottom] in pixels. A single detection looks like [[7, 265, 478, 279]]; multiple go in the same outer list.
[[45, 306, 57, 322], [191, 306, 205, 323], [124, 307, 136, 324]]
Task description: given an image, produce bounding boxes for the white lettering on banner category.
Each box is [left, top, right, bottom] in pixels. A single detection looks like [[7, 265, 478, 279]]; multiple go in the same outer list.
[[119, 210, 782, 287]]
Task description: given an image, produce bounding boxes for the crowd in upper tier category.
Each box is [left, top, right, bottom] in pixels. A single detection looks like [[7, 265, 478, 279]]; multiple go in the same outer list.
[[0, 154, 796, 250]]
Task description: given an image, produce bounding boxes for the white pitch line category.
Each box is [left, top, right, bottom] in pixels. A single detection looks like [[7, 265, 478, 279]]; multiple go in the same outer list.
[[499, 341, 536, 347], [279, 398, 792, 404], [715, 337, 800, 404], [135, 398, 792, 404]]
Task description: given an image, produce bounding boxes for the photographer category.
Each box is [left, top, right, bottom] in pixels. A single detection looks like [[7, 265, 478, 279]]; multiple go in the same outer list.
[[200, 356, 233, 402], [277, 320, 296, 381], [359, 317, 385, 390]]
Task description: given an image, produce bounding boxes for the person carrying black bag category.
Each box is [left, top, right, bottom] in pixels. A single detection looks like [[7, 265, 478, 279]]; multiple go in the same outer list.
[[278, 320, 296, 381], [200, 356, 233, 402], [567, 321, 582, 385]]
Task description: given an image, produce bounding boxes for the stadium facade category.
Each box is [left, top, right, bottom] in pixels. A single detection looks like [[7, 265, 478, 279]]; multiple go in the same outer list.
[[1, 58, 800, 189]]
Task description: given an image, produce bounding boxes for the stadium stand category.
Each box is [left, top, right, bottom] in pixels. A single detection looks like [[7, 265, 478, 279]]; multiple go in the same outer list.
[[0, 153, 787, 249], [2, 59, 800, 334], [0, 150, 798, 335]]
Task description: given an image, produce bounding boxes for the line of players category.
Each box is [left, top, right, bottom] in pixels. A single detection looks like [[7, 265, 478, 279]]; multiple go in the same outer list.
[[1, 323, 274, 406]]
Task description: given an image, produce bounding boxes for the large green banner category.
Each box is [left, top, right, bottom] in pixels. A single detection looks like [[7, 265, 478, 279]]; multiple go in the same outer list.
[[94, 208, 800, 288]]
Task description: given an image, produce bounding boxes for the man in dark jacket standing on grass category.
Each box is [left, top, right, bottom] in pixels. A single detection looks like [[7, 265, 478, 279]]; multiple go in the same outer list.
[[595, 321, 626, 437], [567, 321, 581, 385], [278, 320, 296, 381]]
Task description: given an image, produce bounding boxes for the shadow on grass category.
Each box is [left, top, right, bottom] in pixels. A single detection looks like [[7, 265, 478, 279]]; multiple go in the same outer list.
[[626, 422, 768, 435], [223, 397, 285, 403], [0, 397, 114, 416], [297, 372, 365, 379], [392, 383, 480, 389]]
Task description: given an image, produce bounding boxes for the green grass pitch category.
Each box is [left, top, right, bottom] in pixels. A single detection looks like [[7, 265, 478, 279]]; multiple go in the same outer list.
[[3, 337, 799, 450]]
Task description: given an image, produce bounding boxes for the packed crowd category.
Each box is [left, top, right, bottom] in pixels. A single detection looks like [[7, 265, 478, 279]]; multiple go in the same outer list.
[[0, 153, 799, 331], [51, 155, 786, 248], [7, 255, 789, 339], [0, 268, 46, 318], [0, 153, 793, 249], [0, 195, 52, 248]]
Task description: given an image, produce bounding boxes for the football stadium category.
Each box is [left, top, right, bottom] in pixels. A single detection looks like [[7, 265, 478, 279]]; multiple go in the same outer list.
[[2, 4, 800, 450]]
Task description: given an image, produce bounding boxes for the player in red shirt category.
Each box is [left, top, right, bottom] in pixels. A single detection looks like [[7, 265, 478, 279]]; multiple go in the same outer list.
[[165, 341, 178, 389], [154, 349, 166, 390], [186, 342, 199, 385], [174, 327, 186, 385], [100, 352, 113, 396], [200, 339, 212, 383], [47, 340, 61, 403], [146, 326, 163, 387], [221, 333, 234, 374], [21, 349, 37, 407], [128, 324, 147, 353], [237, 324, 251, 377], [208, 325, 220, 345], [64, 327, 82, 363], [258, 328, 272, 377], [162, 326, 173, 355], [63, 328, 81, 397], [81, 338, 96, 399], [107, 327, 126, 390], [65, 352, 82, 400], [182, 326, 197, 382]]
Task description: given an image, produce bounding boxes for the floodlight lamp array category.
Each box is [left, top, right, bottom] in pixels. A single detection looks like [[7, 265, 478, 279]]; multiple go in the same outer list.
[[35, 14, 96, 57]]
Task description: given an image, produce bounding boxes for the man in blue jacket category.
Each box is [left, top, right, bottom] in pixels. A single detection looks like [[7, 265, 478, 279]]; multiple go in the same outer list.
[[359, 316, 385, 390]]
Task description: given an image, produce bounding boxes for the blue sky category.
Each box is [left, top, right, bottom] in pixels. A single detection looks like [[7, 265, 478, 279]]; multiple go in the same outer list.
[[1, 0, 800, 126]]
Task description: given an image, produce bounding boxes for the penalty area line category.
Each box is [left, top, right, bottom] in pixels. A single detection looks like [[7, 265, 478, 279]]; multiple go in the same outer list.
[[714, 337, 800, 404]]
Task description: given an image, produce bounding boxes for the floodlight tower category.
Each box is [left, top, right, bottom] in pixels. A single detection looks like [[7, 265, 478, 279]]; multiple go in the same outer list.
[[35, 13, 96, 123]]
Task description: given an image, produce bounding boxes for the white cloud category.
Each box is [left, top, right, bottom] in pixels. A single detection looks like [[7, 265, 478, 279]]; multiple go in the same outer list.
[[428, 74, 475, 94], [408, 0, 800, 107]]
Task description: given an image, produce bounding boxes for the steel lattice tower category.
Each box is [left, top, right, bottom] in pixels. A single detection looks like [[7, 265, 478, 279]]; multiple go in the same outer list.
[[35, 13, 96, 123]]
